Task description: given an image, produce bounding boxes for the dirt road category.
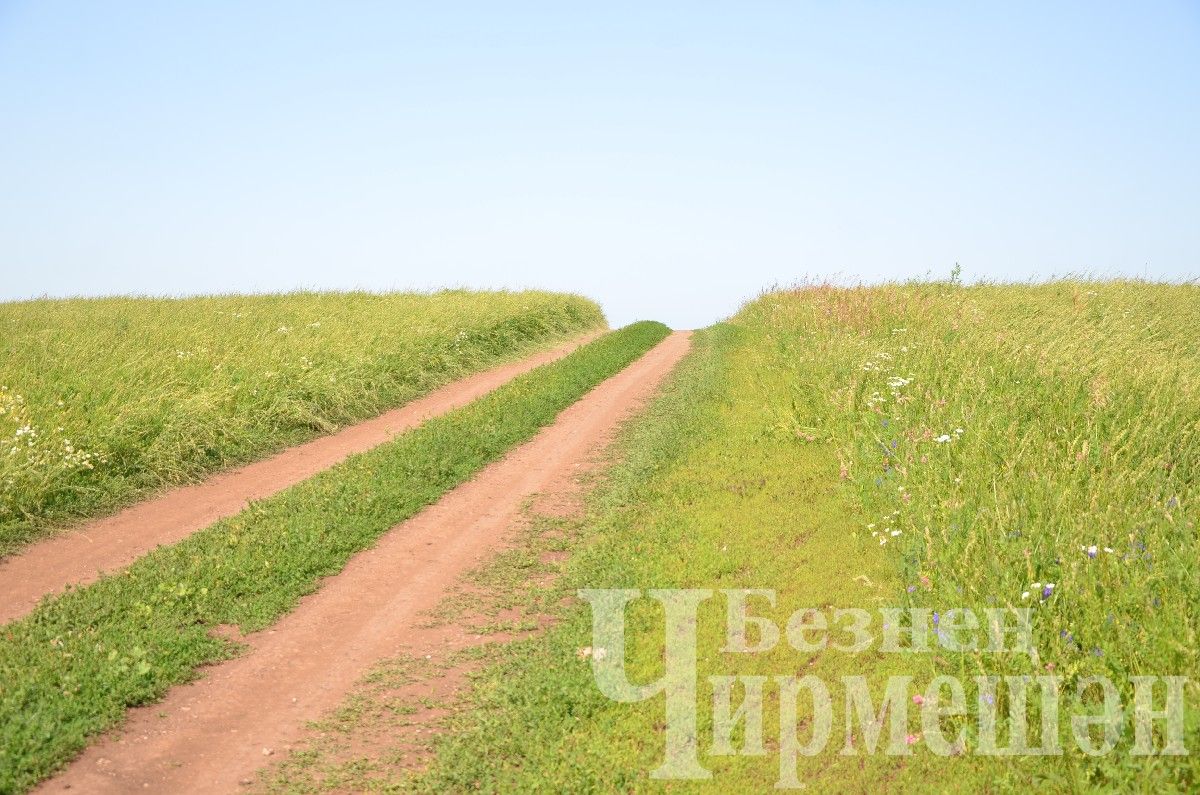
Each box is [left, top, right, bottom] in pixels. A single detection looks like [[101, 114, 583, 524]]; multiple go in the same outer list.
[[40, 331, 690, 793], [0, 333, 599, 625]]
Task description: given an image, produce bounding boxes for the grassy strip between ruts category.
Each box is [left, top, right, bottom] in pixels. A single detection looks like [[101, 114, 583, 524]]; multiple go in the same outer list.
[[0, 320, 670, 794], [0, 290, 604, 554]]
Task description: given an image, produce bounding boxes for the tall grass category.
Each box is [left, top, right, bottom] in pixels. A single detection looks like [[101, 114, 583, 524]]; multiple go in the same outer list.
[[0, 290, 603, 553], [740, 280, 1199, 788]]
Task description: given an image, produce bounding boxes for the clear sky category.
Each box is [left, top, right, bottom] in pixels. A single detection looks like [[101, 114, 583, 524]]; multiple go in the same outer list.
[[2, 2, 1197, 328]]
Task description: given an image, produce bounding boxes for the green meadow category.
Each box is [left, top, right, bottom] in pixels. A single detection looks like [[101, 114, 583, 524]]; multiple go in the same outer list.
[[0, 290, 603, 553], [400, 281, 1197, 793], [3, 282, 1196, 793]]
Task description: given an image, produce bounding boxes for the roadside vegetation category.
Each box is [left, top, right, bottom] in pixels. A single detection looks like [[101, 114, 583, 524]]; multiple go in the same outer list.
[[0, 321, 668, 794], [0, 290, 603, 554], [395, 281, 1196, 792]]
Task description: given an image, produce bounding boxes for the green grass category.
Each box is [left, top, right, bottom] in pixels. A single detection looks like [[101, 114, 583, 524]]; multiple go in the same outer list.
[[399, 281, 1197, 793], [0, 290, 604, 554], [0, 321, 669, 794], [746, 280, 1200, 789]]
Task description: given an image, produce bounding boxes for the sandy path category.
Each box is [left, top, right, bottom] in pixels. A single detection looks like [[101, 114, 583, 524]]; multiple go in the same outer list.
[[41, 331, 691, 794], [0, 333, 600, 625]]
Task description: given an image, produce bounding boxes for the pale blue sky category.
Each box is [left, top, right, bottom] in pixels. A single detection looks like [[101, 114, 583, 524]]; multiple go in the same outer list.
[[2, 2, 1197, 328]]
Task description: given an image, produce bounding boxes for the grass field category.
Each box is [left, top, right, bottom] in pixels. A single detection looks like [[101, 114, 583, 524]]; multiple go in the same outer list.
[[0, 290, 603, 553], [0, 321, 669, 793], [382, 281, 1198, 792], [4, 281, 1196, 793]]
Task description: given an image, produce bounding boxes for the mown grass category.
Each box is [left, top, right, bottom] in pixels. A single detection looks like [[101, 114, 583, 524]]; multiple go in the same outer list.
[[401, 281, 1196, 793], [0, 290, 603, 554], [0, 321, 669, 794]]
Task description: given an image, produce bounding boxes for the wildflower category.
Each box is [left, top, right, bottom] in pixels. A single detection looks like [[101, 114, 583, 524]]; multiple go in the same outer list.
[[912, 694, 925, 706], [890, 529, 902, 537], [1021, 591, 1030, 600], [906, 585, 916, 593], [1085, 545, 1098, 558], [905, 733, 920, 745], [1042, 584, 1055, 599], [1103, 547, 1114, 554], [935, 434, 951, 443], [953, 427, 964, 435]]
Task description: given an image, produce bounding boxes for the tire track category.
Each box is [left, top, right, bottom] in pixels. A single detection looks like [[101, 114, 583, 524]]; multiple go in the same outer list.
[[0, 333, 600, 624], [42, 331, 690, 794]]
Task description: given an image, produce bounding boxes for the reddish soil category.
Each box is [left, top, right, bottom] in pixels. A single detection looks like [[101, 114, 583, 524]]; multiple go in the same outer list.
[[0, 333, 599, 625], [40, 331, 691, 794]]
